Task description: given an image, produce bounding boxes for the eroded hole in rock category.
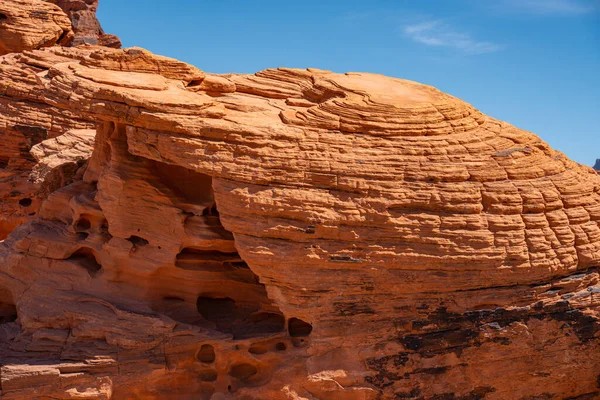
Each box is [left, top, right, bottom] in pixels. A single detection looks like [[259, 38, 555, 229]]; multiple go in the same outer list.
[[229, 363, 258, 381], [292, 337, 308, 348], [247, 312, 286, 334], [202, 202, 219, 217], [100, 219, 109, 233], [151, 161, 214, 206], [196, 344, 216, 363], [75, 217, 91, 231], [127, 235, 149, 247], [187, 79, 203, 88], [148, 171, 286, 340], [18, 198, 32, 207], [196, 296, 285, 340], [288, 317, 313, 337], [67, 248, 102, 277], [56, 29, 71, 44], [248, 344, 268, 355], [0, 287, 17, 324], [196, 296, 237, 327], [275, 342, 287, 351], [176, 248, 241, 270], [0, 13, 7, 23]]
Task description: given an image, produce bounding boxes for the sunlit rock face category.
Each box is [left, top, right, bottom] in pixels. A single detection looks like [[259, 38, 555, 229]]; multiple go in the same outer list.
[[1, 2, 599, 399], [0, 0, 73, 55], [0, 0, 120, 238]]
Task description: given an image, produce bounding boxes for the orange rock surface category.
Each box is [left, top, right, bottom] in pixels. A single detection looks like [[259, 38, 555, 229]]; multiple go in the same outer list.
[[0, 0, 73, 55], [0, 3, 599, 400]]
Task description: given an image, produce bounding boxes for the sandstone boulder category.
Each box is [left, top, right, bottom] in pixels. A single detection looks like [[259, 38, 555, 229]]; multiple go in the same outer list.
[[0, 0, 73, 55], [0, 45, 598, 399]]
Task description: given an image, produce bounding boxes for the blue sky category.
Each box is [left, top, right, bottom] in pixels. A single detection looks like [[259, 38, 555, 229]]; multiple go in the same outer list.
[[98, 0, 599, 166]]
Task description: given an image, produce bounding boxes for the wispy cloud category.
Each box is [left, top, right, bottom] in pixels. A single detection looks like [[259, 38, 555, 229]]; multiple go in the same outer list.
[[496, 0, 597, 15], [403, 21, 502, 55]]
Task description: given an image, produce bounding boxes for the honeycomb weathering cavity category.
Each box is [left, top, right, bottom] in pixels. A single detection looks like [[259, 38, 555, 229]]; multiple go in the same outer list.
[[0, 5, 599, 399]]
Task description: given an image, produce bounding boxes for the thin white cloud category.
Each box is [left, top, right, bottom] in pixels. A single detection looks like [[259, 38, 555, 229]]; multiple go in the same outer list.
[[403, 21, 502, 55], [497, 0, 597, 15]]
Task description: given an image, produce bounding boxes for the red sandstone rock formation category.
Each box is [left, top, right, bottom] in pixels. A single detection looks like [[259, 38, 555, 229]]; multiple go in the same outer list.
[[0, 47, 96, 238], [0, 0, 73, 55], [0, 0, 119, 56], [0, 2, 599, 400], [47, 0, 121, 48], [0, 0, 119, 238]]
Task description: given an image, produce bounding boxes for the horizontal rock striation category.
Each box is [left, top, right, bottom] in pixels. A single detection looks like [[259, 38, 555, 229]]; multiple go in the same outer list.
[[0, 0, 73, 55], [0, 47, 98, 238], [0, 14, 598, 400], [0, 0, 119, 238]]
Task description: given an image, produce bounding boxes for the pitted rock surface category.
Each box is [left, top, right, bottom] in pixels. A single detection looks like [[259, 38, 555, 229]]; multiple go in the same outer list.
[[0, 4, 599, 400]]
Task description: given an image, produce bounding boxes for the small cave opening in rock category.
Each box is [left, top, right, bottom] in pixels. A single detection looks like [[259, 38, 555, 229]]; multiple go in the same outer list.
[[18, 198, 32, 207], [147, 165, 287, 340], [288, 317, 313, 337], [127, 235, 149, 247], [75, 216, 91, 231], [202, 202, 219, 217], [195, 295, 285, 340], [275, 342, 287, 351], [196, 296, 237, 324], [187, 79, 204, 88], [229, 363, 258, 382], [0, 287, 17, 324], [67, 248, 102, 277], [0, 13, 7, 23], [100, 219, 109, 233], [151, 161, 215, 206], [176, 248, 242, 271], [196, 344, 216, 364]]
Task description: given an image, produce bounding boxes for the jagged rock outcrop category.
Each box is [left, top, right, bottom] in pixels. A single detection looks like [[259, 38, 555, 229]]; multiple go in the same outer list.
[[47, 0, 121, 48], [594, 158, 600, 172], [0, 0, 120, 56], [0, 43, 598, 400]]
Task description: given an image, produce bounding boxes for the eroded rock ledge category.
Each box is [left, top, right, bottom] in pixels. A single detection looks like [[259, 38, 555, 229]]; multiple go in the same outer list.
[[0, 19, 599, 400]]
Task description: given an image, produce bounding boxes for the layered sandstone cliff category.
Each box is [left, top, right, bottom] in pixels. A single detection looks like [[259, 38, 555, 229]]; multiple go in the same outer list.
[[0, 0, 119, 56], [0, 2, 599, 400], [0, 0, 119, 237]]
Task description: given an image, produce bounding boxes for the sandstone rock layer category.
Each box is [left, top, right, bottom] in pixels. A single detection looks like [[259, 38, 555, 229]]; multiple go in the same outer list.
[[0, 0, 73, 55], [0, 12, 599, 400]]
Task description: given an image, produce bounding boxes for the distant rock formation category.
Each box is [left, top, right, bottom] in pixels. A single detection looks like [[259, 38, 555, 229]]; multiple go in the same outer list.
[[0, 1, 599, 399], [594, 158, 600, 171]]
